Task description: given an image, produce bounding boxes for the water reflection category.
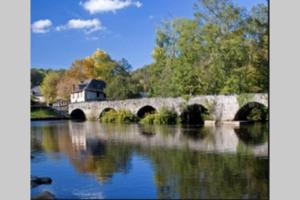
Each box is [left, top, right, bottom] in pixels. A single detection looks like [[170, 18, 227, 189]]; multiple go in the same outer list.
[[31, 121, 268, 199]]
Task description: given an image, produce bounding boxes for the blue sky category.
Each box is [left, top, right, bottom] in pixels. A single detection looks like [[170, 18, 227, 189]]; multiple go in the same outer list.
[[31, 0, 267, 70]]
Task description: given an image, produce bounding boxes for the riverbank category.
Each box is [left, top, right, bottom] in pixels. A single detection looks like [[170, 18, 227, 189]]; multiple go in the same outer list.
[[31, 107, 69, 120]]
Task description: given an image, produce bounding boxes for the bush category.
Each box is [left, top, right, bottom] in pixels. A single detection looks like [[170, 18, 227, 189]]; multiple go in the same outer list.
[[100, 110, 138, 123], [247, 107, 268, 122], [140, 113, 156, 124], [117, 110, 139, 123], [31, 107, 61, 119], [140, 107, 179, 125]]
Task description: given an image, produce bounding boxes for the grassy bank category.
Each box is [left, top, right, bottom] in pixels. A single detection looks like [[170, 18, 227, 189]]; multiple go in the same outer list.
[[31, 107, 65, 120]]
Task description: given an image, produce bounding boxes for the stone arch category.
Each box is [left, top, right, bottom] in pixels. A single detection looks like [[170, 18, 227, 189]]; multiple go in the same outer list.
[[180, 104, 209, 125], [70, 109, 86, 121], [99, 107, 116, 118], [234, 102, 268, 121], [137, 105, 157, 118]]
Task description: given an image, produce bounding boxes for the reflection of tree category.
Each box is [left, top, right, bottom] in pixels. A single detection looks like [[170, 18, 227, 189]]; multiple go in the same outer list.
[[33, 123, 134, 184], [235, 123, 268, 145], [41, 126, 59, 153], [32, 122, 268, 199], [78, 141, 133, 183], [146, 147, 268, 199]]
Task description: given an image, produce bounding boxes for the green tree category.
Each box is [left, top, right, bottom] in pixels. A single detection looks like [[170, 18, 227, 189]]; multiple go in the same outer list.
[[31, 68, 46, 87], [40, 71, 62, 103], [105, 58, 141, 100]]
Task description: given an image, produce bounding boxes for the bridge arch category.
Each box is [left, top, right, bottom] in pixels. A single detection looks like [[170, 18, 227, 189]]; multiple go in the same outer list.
[[137, 105, 157, 118], [180, 104, 209, 125], [234, 102, 268, 121], [70, 109, 86, 121]]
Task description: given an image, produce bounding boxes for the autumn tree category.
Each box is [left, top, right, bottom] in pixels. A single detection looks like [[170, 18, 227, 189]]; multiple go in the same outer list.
[[56, 74, 78, 101]]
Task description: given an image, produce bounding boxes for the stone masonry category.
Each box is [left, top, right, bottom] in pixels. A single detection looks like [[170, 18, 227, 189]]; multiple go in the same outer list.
[[69, 93, 268, 121]]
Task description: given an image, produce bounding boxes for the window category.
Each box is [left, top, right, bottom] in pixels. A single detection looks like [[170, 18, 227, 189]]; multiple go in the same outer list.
[[97, 92, 100, 97]]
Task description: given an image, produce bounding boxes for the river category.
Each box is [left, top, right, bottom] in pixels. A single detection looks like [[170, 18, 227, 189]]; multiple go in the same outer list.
[[31, 120, 269, 199]]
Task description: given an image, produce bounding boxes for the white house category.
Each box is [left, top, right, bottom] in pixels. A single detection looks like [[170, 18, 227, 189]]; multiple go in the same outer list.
[[31, 86, 45, 103], [70, 79, 106, 103]]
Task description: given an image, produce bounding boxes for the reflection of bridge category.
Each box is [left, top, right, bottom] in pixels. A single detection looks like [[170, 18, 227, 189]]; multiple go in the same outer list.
[[69, 93, 268, 122], [68, 122, 268, 157]]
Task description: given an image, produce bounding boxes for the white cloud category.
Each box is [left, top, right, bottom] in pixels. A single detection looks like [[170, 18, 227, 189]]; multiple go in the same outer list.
[[135, 1, 142, 8], [31, 19, 52, 33], [81, 0, 142, 14], [86, 36, 99, 40], [56, 18, 104, 34]]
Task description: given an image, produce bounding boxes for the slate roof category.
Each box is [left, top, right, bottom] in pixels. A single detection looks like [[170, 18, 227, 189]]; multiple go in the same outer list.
[[31, 86, 42, 96], [73, 79, 106, 93]]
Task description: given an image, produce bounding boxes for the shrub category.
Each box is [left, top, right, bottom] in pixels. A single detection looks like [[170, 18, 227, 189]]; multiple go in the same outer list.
[[140, 107, 179, 125], [100, 110, 138, 123], [247, 107, 268, 121], [140, 113, 156, 124], [116, 110, 139, 123]]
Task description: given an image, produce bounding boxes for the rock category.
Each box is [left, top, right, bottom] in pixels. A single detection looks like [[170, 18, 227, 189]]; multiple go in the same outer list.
[[31, 191, 55, 200], [31, 176, 52, 188]]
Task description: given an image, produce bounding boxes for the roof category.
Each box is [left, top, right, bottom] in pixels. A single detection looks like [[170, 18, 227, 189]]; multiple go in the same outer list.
[[73, 79, 106, 93], [31, 86, 42, 96]]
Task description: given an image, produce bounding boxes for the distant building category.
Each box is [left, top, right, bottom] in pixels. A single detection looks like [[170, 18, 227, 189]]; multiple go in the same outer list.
[[31, 86, 45, 103], [70, 79, 106, 103]]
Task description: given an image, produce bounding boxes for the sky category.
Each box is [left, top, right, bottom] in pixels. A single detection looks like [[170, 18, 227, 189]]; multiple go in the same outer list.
[[31, 0, 267, 70]]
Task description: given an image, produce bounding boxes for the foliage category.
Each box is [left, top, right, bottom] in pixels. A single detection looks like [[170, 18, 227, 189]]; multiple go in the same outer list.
[[31, 108, 61, 119], [31, 68, 47, 87], [104, 58, 142, 100], [131, 0, 268, 97], [32, 0, 268, 101], [246, 107, 268, 121], [56, 74, 78, 101], [140, 107, 179, 125], [100, 110, 138, 124], [40, 71, 63, 103]]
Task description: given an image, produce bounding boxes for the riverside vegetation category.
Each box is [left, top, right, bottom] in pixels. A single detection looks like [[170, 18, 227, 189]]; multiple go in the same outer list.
[[99, 106, 266, 125], [31, 107, 63, 119]]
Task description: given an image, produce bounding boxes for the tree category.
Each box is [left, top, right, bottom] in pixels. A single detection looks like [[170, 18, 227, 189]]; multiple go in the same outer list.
[[105, 59, 141, 100], [31, 68, 47, 87], [56, 73, 78, 101], [91, 49, 118, 82], [40, 71, 62, 103]]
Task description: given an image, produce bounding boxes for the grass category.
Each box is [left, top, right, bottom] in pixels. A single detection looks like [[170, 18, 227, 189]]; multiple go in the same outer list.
[[31, 108, 62, 119]]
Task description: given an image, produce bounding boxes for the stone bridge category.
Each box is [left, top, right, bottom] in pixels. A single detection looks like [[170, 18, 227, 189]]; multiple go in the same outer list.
[[68, 93, 268, 122]]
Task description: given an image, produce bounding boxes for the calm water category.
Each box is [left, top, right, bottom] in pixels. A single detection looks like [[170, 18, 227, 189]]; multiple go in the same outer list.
[[31, 121, 269, 199]]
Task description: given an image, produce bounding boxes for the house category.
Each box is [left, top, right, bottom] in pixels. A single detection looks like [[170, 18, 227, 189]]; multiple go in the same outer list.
[[31, 86, 45, 103], [70, 79, 106, 103]]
